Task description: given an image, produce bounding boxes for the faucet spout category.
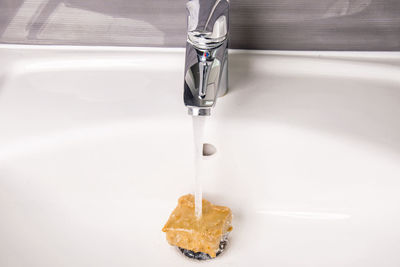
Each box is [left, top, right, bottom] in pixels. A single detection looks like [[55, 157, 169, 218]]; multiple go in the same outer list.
[[183, 0, 229, 116]]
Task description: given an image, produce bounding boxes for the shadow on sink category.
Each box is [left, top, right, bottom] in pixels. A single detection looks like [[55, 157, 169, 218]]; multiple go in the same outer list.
[[0, 75, 8, 94]]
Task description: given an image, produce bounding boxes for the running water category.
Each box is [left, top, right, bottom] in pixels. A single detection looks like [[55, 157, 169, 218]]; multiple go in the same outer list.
[[192, 116, 207, 219]]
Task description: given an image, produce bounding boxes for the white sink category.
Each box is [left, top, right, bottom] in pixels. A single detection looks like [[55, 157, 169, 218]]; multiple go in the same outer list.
[[1, 45, 400, 267]]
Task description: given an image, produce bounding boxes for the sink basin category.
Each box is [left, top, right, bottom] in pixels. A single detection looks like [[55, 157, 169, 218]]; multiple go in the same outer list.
[[1, 45, 400, 267]]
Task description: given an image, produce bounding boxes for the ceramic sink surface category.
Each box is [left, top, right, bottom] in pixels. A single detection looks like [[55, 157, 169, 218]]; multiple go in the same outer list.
[[1, 45, 400, 267]]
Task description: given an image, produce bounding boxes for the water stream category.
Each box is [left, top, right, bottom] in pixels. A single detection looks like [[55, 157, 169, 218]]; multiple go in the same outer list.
[[192, 116, 207, 219]]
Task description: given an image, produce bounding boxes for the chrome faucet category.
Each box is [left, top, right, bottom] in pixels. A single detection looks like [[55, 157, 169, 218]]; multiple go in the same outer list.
[[183, 0, 229, 116]]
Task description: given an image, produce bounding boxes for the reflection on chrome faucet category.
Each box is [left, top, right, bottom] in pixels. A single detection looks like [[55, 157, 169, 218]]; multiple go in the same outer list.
[[183, 0, 229, 116]]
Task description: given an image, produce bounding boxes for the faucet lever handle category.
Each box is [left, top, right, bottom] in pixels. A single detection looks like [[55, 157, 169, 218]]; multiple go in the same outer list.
[[198, 52, 213, 98]]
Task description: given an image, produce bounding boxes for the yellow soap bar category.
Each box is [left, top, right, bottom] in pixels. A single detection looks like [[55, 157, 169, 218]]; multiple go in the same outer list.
[[162, 194, 232, 258]]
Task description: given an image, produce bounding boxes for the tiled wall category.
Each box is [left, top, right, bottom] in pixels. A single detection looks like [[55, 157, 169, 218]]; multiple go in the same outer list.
[[0, 0, 399, 50]]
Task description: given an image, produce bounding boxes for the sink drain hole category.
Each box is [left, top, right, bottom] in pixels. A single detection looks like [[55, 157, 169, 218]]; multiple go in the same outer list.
[[202, 143, 217, 156], [178, 236, 228, 260]]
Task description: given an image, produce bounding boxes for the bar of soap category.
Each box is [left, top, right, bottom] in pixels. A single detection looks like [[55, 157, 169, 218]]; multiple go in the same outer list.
[[162, 194, 232, 258]]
